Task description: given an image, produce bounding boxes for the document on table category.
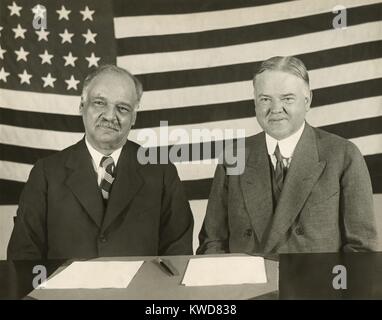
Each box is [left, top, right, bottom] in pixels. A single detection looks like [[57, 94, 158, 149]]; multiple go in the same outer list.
[[38, 261, 144, 289], [182, 256, 267, 286]]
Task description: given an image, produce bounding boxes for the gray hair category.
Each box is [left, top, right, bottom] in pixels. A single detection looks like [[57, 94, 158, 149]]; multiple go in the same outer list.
[[81, 64, 143, 103], [253, 56, 310, 88]]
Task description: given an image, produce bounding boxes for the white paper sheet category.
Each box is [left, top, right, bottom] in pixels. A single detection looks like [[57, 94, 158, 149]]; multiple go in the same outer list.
[[182, 256, 267, 286], [38, 261, 144, 289]]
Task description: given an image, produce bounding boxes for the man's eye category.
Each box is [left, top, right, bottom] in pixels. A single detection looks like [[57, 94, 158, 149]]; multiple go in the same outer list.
[[93, 100, 105, 106], [284, 97, 295, 103], [118, 106, 130, 113], [260, 97, 270, 102]]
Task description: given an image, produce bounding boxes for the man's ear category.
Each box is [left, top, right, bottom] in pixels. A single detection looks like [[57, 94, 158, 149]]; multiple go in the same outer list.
[[132, 109, 138, 126], [79, 101, 84, 114], [304, 90, 312, 112]]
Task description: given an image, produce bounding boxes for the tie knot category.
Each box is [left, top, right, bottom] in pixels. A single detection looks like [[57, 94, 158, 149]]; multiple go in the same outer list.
[[100, 156, 114, 172], [274, 144, 284, 162]]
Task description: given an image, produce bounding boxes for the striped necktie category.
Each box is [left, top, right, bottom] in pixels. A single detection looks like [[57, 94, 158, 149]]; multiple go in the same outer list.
[[273, 144, 287, 203], [100, 156, 115, 201]]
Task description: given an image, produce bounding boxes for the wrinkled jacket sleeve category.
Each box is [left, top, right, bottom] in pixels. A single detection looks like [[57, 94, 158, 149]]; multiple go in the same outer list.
[[341, 142, 379, 252], [197, 164, 230, 254]]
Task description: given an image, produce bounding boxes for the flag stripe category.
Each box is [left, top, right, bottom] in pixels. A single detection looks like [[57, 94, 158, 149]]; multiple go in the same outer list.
[[117, 3, 382, 55], [137, 40, 382, 91], [114, 0, 380, 38], [117, 22, 382, 74]]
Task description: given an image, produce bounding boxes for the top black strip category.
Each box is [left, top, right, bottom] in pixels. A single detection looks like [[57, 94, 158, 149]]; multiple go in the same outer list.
[[113, 0, 291, 16]]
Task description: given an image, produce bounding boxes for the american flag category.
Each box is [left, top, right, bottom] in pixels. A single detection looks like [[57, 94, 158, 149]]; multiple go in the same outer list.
[[0, 0, 381, 257]]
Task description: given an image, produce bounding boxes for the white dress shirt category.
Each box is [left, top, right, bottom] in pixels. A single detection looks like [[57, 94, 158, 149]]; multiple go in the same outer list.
[[85, 138, 122, 186], [265, 122, 305, 170]]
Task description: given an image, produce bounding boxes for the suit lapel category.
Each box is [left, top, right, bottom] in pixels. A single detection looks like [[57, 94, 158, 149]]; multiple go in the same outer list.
[[240, 134, 273, 242], [65, 139, 105, 228], [101, 141, 144, 232], [263, 124, 326, 253]]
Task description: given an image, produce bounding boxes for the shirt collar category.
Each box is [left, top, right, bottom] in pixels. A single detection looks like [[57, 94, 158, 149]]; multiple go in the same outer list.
[[265, 121, 305, 158], [85, 137, 122, 167]]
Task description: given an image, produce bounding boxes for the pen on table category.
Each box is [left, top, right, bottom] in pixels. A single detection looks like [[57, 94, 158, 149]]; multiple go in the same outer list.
[[156, 258, 179, 276]]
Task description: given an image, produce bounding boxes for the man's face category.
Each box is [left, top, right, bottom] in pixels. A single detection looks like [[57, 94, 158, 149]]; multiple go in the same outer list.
[[80, 71, 138, 153], [254, 70, 311, 140]]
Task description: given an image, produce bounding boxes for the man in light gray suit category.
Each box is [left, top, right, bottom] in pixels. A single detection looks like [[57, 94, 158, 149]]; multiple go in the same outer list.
[[197, 56, 378, 254]]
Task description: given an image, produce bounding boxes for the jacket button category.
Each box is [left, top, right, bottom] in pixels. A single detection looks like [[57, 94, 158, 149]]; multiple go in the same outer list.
[[295, 227, 304, 235], [244, 229, 253, 237], [99, 234, 107, 243]]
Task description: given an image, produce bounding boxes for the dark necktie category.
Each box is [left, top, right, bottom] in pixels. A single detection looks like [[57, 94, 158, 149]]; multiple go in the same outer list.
[[100, 156, 115, 201], [273, 144, 286, 203]]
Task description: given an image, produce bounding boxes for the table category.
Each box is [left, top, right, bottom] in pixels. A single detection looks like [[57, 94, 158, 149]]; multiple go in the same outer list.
[[1, 254, 278, 300]]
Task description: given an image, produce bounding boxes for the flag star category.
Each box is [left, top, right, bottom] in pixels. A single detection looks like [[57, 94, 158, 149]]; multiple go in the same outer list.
[[18, 70, 32, 85], [0, 45, 6, 59], [39, 49, 53, 65], [56, 5, 71, 20], [80, 6, 95, 21], [35, 28, 49, 41], [32, 4, 46, 19], [41, 73, 56, 88], [82, 29, 97, 44], [63, 52, 78, 67], [0, 67, 10, 82], [59, 29, 74, 44], [15, 46, 29, 62], [8, 1, 22, 16], [65, 75, 80, 90], [12, 24, 27, 39], [85, 52, 100, 67], [0, 26, 3, 36]]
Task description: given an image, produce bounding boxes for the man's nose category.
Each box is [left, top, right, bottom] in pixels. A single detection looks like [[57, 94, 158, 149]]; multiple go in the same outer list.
[[103, 104, 117, 119], [270, 99, 284, 113]]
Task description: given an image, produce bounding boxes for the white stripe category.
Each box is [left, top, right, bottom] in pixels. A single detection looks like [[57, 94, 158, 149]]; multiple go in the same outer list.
[[0, 125, 82, 150], [140, 58, 382, 110], [114, 0, 380, 38], [350, 134, 382, 156], [2, 133, 381, 183], [189, 199, 208, 253], [306, 96, 382, 127], [0, 206, 18, 260], [175, 160, 218, 181], [0, 89, 80, 115], [0, 161, 32, 182], [103, 171, 114, 183], [117, 21, 382, 74], [1, 94, 381, 150], [2, 57, 381, 115]]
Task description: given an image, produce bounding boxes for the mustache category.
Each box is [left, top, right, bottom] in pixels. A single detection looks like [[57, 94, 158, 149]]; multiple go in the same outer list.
[[96, 119, 120, 130]]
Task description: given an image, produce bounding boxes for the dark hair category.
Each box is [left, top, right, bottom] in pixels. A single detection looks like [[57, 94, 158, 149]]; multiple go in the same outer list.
[[253, 56, 310, 87], [81, 64, 143, 102]]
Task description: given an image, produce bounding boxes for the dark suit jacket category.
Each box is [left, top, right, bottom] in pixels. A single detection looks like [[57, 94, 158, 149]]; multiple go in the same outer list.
[[7, 139, 194, 260], [197, 124, 378, 254]]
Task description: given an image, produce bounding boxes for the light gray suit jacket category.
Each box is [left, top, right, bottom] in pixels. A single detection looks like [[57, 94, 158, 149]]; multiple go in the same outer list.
[[197, 124, 378, 254]]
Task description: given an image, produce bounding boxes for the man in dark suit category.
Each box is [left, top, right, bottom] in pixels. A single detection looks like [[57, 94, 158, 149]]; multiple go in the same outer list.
[[8, 65, 194, 260], [197, 56, 378, 254]]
